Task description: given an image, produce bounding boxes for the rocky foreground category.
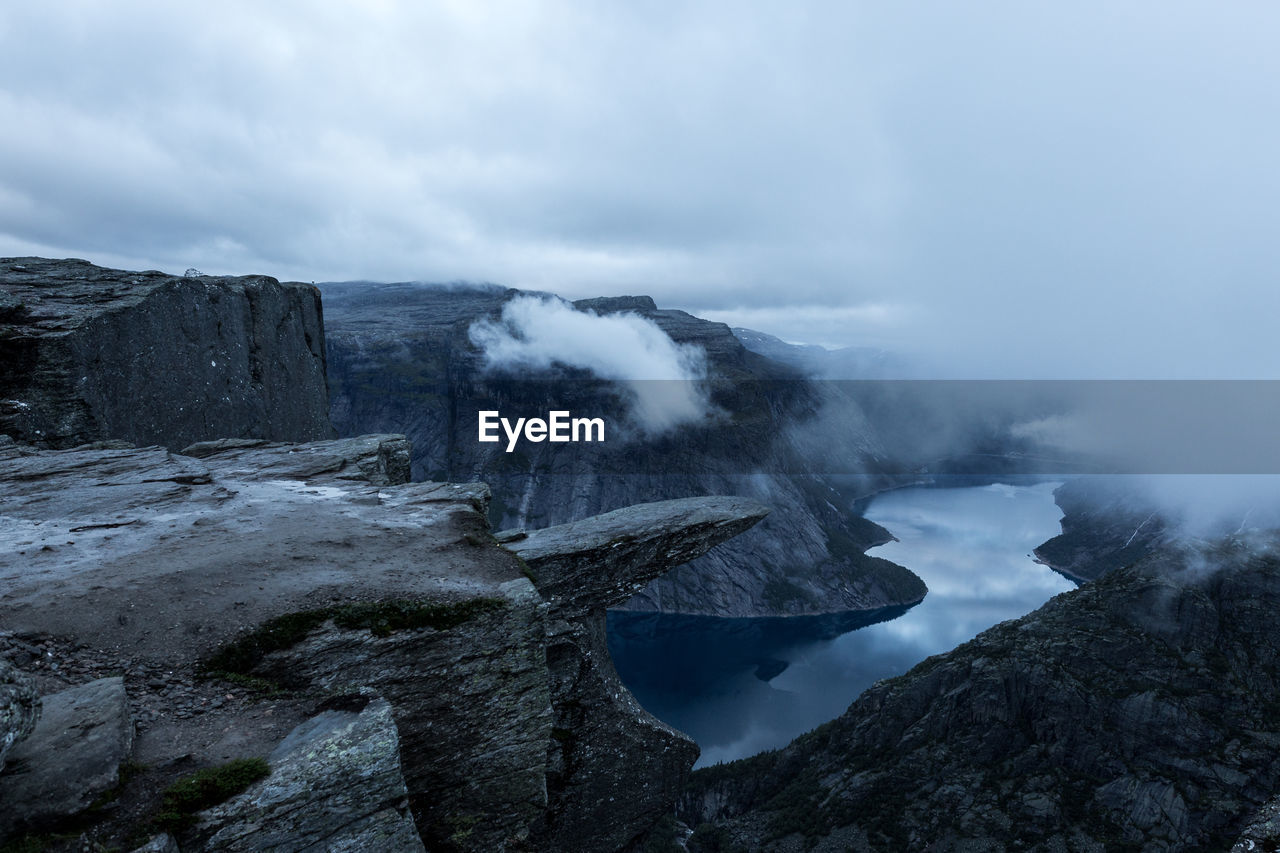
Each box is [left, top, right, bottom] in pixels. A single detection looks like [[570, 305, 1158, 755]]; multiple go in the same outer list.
[[9, 257, 1280, 852], [0, 434, 766, 851]]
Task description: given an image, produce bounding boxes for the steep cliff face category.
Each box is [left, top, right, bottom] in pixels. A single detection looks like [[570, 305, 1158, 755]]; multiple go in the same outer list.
[[502, 498, 768, 850], [1033, 478, 1168, 583], [680, 540, 1280, 851], [0, 258, 332, 449], [0, 436, 767, 851], [322, 281, 924, 618]]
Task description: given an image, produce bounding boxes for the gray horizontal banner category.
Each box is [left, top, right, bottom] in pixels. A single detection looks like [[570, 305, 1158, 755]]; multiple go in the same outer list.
[[448, 379, 1280, 476]]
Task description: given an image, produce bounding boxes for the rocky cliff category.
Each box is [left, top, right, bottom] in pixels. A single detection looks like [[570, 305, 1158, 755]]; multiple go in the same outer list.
[[0, 261, 772, 851], [678, 538, 1280, 851], [1033, 478, 1169, 584], [0, 435, 767, 851], [321, 281, 925, 619], [0, 258, 332, 449]]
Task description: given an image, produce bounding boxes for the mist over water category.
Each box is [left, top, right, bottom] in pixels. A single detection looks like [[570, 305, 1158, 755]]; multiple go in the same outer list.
[[611, 482, 1072, 767]]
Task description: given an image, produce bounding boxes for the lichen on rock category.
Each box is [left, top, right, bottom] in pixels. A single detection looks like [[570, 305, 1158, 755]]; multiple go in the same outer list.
[[0, 659, 40, 773]]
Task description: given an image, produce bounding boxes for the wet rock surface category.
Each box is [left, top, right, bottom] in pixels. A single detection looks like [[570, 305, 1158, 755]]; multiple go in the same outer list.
[[680, 540, 1280, 851], [0, 434, 508, 663], [0, 435, 768, 851], [0, 257, 331, 450]]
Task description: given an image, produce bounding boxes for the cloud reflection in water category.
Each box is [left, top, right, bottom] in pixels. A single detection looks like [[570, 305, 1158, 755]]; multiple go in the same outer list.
[[609, 481, 1072, 767]]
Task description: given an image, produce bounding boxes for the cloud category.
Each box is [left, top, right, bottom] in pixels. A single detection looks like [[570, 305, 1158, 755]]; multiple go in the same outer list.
[[468, 296, 711, 434], [1005, 382, 1280, 475], [2, 3, 1279, 379]]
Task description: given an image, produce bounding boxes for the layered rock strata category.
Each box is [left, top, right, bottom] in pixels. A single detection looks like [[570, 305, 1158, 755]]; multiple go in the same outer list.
[[501, 498, 769, 850], [0, 257, 331, 449]]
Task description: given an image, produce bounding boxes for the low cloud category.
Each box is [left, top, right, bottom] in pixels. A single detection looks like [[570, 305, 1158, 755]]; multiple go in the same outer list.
[[468, 296, 711, 435], [1126, 475, 1280, 541]]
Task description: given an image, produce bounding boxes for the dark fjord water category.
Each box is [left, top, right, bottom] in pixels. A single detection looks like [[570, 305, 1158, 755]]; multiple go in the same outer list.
[[608, 482, 1073, 767]]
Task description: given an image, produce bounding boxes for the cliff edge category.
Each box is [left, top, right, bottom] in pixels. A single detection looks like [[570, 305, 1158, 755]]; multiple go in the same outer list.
[[0, 257, 332, 449]]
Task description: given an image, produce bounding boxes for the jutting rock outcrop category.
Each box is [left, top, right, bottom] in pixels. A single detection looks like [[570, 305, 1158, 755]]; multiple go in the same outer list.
[[680, 540, 1280, 851], [0, 257, 331, 449], [0, 434, 767, 851], [321, 280, 925, 619], [501, 497, 769, 850]]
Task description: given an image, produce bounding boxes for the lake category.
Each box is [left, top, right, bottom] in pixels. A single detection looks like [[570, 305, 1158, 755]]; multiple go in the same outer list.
[[607, 481, 1073, 767]]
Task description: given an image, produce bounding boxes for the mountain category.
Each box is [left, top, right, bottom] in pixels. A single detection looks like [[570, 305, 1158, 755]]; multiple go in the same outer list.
[[321, 282, 927, 619], [1033, 478, 1169, 583], [1034, 477, 1280, 586], [0, 259, 773, 851], [731, 327, 901, 378], [678, 537, 1280, 851]]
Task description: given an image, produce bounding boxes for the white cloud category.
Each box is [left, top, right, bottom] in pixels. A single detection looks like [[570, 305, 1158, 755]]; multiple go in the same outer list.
[[468, 296, 712, 434], [2, 3, 1279, 377]]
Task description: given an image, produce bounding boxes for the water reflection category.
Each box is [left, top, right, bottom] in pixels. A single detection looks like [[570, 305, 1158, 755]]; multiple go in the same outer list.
[[607, 481, 1072, 767]]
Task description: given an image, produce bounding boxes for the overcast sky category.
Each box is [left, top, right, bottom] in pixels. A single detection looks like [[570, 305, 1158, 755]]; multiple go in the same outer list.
[[2, 2, 1278, 376]]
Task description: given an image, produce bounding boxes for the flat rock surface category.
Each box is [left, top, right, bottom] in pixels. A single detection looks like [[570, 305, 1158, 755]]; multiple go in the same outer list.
[[503, 496, 770, 616], [0, 436, 522, 665], [0, 676, 133, 836]]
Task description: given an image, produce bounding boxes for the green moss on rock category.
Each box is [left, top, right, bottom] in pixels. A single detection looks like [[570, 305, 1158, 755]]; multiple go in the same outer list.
[[153, 757, 271, 834], [201, 597, 507, 676]]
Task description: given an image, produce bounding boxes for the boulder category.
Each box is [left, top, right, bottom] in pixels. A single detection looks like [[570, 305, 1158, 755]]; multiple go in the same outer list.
[[0, 677, 133, 838], [0, 659, 39, 772], [188, 694, 424, 852]]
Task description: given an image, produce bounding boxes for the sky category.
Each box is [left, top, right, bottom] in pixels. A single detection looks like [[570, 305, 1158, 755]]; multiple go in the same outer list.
[[2, 2, 1278, 377]]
